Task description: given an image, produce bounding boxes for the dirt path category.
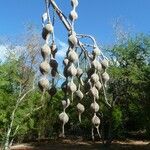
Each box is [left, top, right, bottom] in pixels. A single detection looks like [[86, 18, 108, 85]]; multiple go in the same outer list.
[[10, 139, 150, 150]]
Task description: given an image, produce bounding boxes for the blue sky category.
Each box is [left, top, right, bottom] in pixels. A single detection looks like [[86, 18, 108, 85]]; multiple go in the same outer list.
[[0, 0, 150, 45]]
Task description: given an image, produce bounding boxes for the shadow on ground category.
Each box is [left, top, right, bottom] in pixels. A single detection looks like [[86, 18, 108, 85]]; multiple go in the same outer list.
[[10, 139, 150, 150]]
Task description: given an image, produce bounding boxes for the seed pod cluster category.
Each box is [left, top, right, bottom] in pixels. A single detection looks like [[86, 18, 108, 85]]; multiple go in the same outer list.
[[101, 58, 109, 87], [40, 0, 110, 140], [39, 22, 54, 92], [62, 33, 79, 102], [62, 48, 78, 101], [85, 45, 103, 140], [48, 42, 58, 96], [59, 99, 70, 137], [74, 62, 85, 122], [69, 0, 79, 22], [76, 103, 85, 123]]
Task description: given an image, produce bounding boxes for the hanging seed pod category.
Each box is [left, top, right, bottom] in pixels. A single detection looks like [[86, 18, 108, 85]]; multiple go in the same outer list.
[[50, 59, 58, 69], [91, 73, 99, 83], [91, 114, 101, 139], [90, 102, 100, 113], [97, 62, 102, 71], [71, 0, 79, 7], [92, 114, 100, 127], [38, 77, 49, 91], [89, 86, 99, 99], [67, 50, 78, 62], [87, 68, 95, 78], [59, 112, 69, 124], [61, 81, 68, 93], [63, 66, 69, 77], [69, 10, 78, 21], [41, 44, 51, 59], [77, 103, 85, 123], [63, 58, 69, 66], [59, 112, 69, 138], [50, 43, 58, 58], [42, 23, 53, 40], [76, 68, 83, 77], [39, 61, 50, 75], [77, 103, 85, 113], [48, 86, 57, 96], [51, 68, 57, 77], [61, 100, 67, 109], [102, 72, 110, 82], [75, 89, 84, 100], [67, 80, 77, 93], [91, 60, 102, 71], [101, 58, 109, 68], [44, 23, 53, 34], [67, 63, 77, 77], [68, 33, 78, 46], [95, 81, 102, 90], [92, 46, 101, 56], [62, 99, 70, 109]]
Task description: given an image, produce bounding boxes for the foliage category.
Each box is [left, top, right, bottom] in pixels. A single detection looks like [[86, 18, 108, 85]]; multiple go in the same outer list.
[[108, 34, 150, 138], [1, 31, 150, 148]]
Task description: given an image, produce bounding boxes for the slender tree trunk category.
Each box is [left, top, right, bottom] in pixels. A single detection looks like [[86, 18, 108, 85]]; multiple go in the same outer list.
[[3, 87, 34, 150], [3, 101, 19, 150]]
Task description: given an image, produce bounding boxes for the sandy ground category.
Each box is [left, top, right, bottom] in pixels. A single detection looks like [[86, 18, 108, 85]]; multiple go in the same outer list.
[[10, 139, 150, 150]]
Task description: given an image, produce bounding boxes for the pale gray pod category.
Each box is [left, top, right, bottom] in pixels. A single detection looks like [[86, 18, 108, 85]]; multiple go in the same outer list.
[[90, 102, 100, 113], [90, 86, 99, 99], [62, 100, 67, 110], [102, 72, 110, 82], [63, 58, 69, 66], [42, 23, 53, 40], [92, 46, 101, 56], [41, 44, 51, 59], [67, 81, 77, 93], [68, 34, 78, 46], [97, 62, 102, 71], [77, 103, 85, 113], [67, 50, 78, 62], [38, 77, 49, 91], [69, 10, 78, 21], [76, 68, 83, 77], [51, 43, 57, 51], [91, 60, 102, 71], [39, 61, 50, 74], [91, 60, 98, 69], [67, 63, 77, 76], [44, 23, 54, 34], [62, 99, 70, 110], [91, 73, 99, 83], [75, 89, 84, 100], [101, 58, 109, 68], [95, 81, 102, 90], [59, 112, 69, 124], [71, 0, 79, 7], [50, 43, 58, 57], [77, 103, 85, 123], [92, 114, 100, 127]]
